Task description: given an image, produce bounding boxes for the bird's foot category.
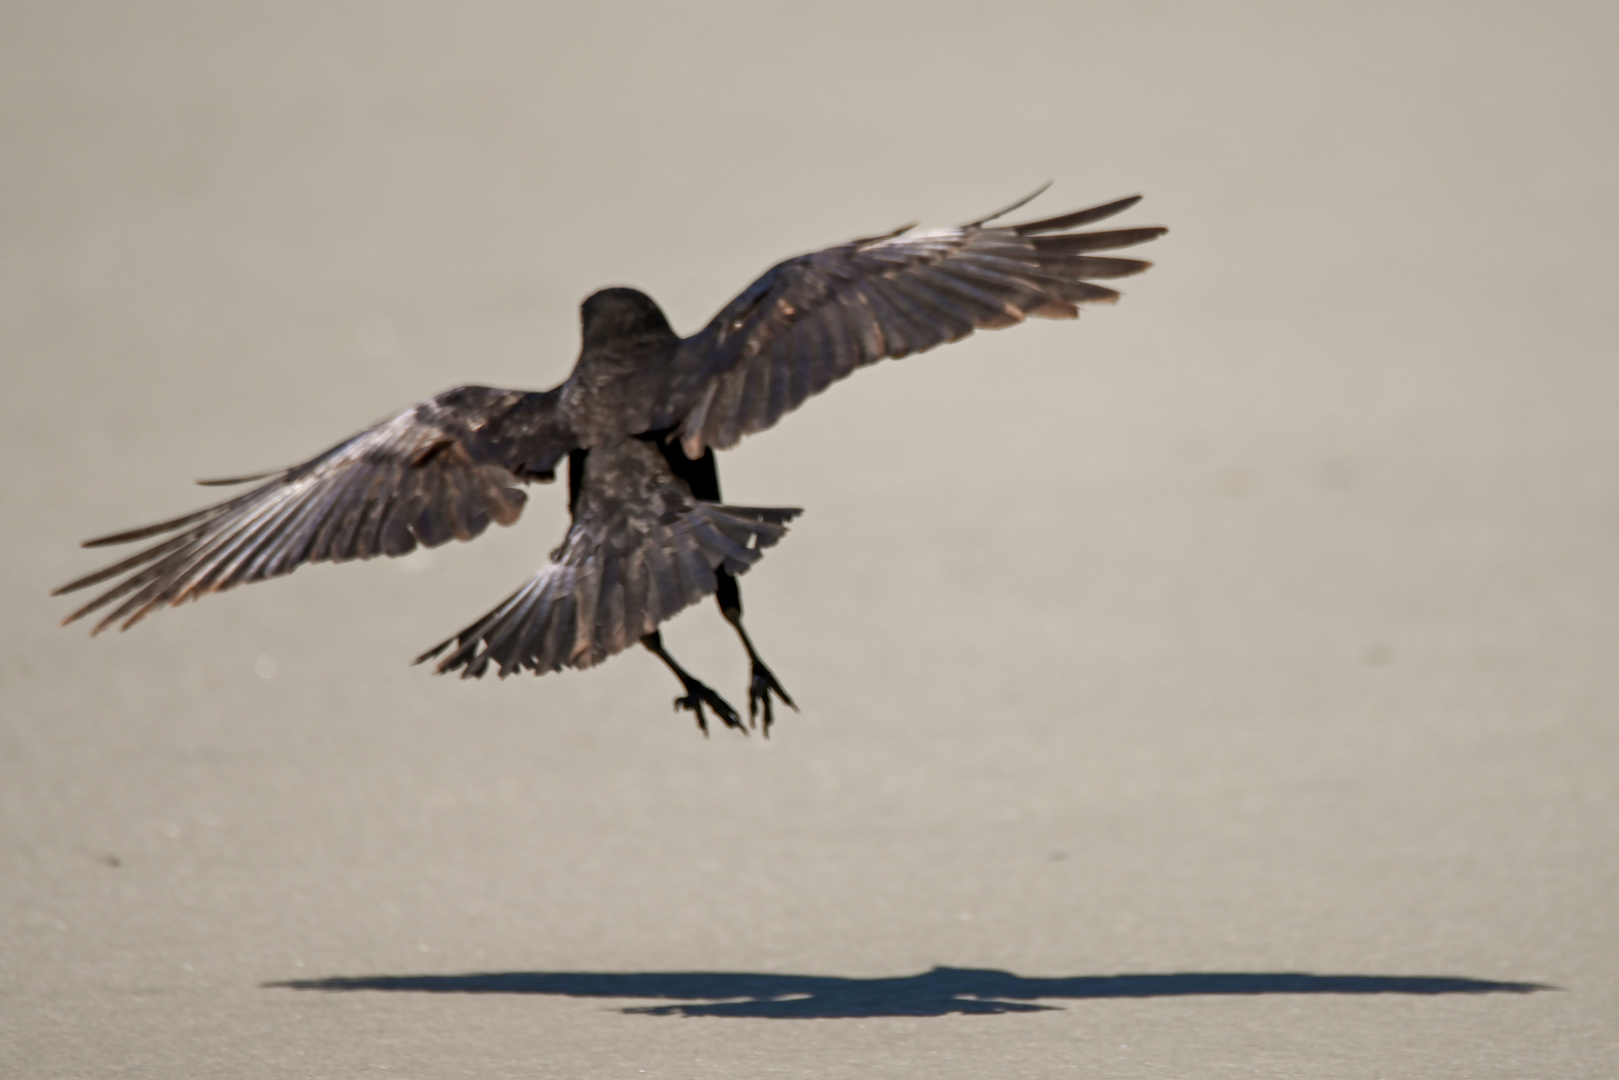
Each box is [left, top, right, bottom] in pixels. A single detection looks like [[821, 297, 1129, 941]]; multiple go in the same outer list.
[[673, 675, 745, 736], [747, 660, 798, 736]]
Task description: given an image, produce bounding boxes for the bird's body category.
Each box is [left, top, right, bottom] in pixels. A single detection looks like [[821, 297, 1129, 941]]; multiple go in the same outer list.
[[57, 192, 1166, 733]]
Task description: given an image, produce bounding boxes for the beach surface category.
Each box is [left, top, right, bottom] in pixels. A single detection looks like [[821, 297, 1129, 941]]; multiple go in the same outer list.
[[4, 3, 1616, 1076]]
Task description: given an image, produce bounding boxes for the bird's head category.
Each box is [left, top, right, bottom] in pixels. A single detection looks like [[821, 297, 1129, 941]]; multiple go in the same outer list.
[[580, 287, 676, 351]]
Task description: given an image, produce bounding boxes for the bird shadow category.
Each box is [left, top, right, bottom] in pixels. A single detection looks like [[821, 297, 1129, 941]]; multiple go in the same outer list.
[[265, 965, 1551, 1018]]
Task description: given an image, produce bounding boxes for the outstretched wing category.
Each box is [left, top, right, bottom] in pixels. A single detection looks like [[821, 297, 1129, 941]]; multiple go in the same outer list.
[[54, 385, 575, 633], [418, 436, 799, 678], [672, 193, 1167, 456]]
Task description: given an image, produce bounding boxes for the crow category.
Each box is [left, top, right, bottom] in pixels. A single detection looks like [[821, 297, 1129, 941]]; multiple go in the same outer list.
[[55, 190, 1166, 734]]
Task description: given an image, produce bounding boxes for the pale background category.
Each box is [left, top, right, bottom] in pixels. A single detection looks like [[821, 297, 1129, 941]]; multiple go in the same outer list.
[[3, 2, 1616, 1077]]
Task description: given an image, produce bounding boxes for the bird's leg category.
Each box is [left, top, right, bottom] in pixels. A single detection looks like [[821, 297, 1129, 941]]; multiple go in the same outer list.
[[640, 630, 744, 736], [653, 439, 794, 733], [716, 571, 796, 735]]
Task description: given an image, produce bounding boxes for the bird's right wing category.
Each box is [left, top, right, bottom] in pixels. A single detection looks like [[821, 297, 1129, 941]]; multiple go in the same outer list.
[[418, 436, 799, 678], [55, 385, 575, 633], [670, 193, 1167, 456]]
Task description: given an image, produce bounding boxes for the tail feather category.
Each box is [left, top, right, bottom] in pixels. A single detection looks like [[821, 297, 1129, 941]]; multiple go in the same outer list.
[[420, 502, 801, 679]]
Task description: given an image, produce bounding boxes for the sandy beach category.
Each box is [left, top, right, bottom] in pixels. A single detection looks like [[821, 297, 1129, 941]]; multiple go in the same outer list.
[[4, 3, 1616, 1076]]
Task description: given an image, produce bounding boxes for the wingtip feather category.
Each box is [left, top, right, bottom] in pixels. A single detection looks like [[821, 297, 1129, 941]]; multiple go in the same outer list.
[[80, 506, 219, 548], [963, 181, 1054, 229], [194, 467, 286, 487], [1012, 195, 1145, 235]]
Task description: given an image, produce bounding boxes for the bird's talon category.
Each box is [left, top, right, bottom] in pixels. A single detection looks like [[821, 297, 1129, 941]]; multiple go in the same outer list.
[[747, 662, 796, 736], [674, 693, 711, 735], [672, 679, 742, 735]]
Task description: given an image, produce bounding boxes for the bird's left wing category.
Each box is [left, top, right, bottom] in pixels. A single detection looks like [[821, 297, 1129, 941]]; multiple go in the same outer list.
[[55, 385, 574, 633], [669, 194, 1166, 457]]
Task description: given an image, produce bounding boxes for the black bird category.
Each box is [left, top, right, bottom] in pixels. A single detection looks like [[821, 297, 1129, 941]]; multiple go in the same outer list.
[[55, 190, 1166, 734]]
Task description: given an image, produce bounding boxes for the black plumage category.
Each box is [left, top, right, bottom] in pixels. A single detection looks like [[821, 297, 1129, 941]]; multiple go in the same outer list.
[[56, 192, 1166, 733]]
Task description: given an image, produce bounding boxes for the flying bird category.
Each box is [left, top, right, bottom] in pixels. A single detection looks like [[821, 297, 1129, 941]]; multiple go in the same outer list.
[[56, 190, 1166, 734]]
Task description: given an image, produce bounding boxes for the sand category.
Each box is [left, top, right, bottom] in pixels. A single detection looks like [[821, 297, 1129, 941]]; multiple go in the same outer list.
[[4, 3, 1616, 1076]]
